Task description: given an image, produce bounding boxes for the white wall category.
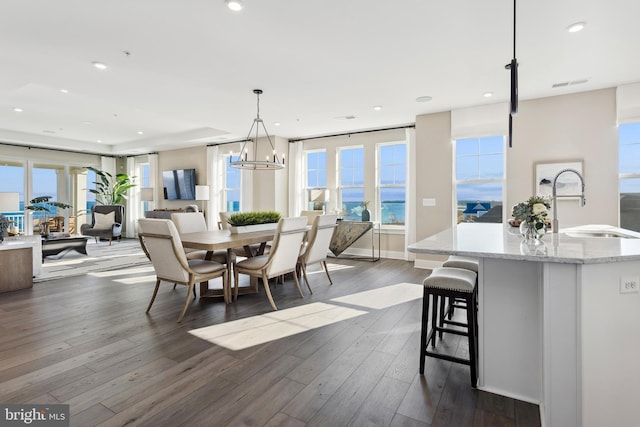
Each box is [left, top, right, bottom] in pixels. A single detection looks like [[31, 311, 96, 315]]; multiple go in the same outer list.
[[412, 88, 620, 265]]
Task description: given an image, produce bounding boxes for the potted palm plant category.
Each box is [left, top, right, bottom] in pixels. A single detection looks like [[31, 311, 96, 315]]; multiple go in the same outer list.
[[25, 196, 72, 236], [87, 166, 137, 205]]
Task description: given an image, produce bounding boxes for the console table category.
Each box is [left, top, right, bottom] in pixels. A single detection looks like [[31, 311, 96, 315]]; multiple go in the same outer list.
[[329, 220, 380, 261]]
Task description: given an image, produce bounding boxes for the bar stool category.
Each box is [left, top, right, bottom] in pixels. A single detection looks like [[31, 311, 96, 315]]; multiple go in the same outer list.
[[420, 266, 478, 387], [441, 255, 479, 322]]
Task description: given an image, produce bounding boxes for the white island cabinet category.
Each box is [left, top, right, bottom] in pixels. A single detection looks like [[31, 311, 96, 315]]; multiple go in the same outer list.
[[408, 223, 640, 427]]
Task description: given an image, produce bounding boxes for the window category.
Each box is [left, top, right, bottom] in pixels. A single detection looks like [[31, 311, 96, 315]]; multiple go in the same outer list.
[[305, 150, 326, 210], [0, 162, 25, 232], [619, 122, 640, 232], [339, 147, 364, 221], [140, 163, 150, 212], [224, 153, 241, 212], [455, 136, 504, 223], [377, 143, 406, 226]]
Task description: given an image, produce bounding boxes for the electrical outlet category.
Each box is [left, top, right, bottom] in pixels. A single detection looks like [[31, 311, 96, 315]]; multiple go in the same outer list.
[[620, 276, 639, 294]]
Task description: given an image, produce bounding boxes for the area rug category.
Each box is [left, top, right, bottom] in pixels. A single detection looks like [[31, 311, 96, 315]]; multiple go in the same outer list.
[[34, 238, 150, 283]]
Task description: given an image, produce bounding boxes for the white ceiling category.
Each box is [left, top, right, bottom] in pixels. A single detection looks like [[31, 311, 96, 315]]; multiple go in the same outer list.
[[1, 0, 639, 155]]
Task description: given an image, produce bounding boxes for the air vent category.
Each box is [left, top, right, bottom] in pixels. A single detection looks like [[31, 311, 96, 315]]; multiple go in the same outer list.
[[334, 115, 357, 120], [552, 78, 589, 89]]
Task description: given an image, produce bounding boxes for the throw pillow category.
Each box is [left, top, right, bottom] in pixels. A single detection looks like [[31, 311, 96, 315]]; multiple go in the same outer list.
[[94, 211, 115, 230]]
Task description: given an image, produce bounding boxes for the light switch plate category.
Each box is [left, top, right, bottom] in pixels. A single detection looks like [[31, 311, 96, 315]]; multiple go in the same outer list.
[[422, 198, 436, 207], [620, 276, 639, 294]]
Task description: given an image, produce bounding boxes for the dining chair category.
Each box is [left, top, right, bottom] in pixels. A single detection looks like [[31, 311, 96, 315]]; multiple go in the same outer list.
[[233, 216, 308, 310], [138, 218, 228, 322], [170, 212, 230, 264], [298, 214, 338, 293]]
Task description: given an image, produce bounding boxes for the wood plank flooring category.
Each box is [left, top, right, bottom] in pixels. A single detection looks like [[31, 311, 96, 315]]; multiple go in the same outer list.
[[0, 256, 541, 427]]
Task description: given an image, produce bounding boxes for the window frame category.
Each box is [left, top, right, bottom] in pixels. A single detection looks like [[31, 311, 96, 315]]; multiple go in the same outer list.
[[618, 122, 640, 231], [453, 135, 506, 225], [337, 145, 365, 221], [304, 149, 327, 210], [223, 152, 242, 213], [376, 141, 407, 230]]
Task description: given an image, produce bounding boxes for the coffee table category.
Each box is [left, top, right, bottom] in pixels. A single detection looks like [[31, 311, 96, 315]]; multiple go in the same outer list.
[[41, 235, 89, 260]]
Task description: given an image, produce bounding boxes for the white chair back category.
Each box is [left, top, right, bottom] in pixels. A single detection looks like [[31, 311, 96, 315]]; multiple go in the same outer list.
[[171, 212, 207, 234], [138, 219, 190, 283], [266, 216, 308, 277], [304, 214, 338, 265], [300, 210, 323, 226], [218, 211, 234, 230]]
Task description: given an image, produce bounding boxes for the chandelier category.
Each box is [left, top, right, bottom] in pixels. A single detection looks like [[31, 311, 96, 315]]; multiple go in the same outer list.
[[230, 89, 285, 170]]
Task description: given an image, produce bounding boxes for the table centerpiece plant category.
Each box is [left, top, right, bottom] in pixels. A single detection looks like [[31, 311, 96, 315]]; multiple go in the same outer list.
[[226, 211, 281, 234], [511, 196, 551, 241]]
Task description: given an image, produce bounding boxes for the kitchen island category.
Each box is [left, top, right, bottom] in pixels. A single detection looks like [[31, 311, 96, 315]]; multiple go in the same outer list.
[[408, 223, 640, 427]]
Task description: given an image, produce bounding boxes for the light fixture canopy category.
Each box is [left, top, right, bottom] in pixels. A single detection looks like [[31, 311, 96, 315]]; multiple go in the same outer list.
[[567, 21, 586, 33], [230, 89, 285, 170], [225, 0, 243, 11]]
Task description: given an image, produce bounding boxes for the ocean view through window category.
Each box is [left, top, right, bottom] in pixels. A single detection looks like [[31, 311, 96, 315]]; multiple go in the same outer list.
[[455, 135, 505, 224]]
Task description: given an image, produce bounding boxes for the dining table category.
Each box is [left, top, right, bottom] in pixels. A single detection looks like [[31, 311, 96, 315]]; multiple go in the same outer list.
[[180, 228, 276, 303]]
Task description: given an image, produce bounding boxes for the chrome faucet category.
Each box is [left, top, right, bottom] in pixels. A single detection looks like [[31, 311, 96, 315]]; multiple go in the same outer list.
[[552, 168, 586, 233]]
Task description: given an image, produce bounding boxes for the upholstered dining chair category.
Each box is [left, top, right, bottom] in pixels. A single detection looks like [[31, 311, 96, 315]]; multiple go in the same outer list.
[[297, 214, 338, 293], [137, 218, 228, 322], [170, 212, 230, 264], [233, 216, 308, 310]]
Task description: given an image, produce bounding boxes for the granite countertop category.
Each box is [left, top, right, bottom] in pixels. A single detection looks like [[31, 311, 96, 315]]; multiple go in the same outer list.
[[408, 223, 640, 264]]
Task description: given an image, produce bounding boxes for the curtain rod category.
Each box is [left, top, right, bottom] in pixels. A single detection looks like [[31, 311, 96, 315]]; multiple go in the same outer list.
[[207, 124, 415, 147], [0, 141, 118, 158], [288, 124, 415, 143]]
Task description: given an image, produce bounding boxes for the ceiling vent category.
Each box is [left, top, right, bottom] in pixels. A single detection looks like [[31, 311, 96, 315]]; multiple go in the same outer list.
[[552, 78, 589, 89]]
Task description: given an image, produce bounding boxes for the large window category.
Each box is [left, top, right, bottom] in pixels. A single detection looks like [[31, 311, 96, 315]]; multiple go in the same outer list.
[[224, 153, 241, 212], [339, 147, 364, 221], [377, 143, 406, 225], [455, 136, 504, 223], [619, 122, 640, 232], [305, 150, 326, 210], [0, 163, 25, 232]]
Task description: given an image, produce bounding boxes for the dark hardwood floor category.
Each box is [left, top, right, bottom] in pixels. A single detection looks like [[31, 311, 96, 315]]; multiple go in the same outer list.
[[0, 256, 540, 427]]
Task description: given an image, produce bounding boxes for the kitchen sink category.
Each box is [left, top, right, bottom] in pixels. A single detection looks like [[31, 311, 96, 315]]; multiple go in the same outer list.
[[560, 225, 640, 239]]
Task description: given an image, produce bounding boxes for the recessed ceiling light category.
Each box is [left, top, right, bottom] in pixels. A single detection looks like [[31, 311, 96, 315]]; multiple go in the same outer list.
[[92, 61, 108, 70], [60, 89, 69, 94], [373, 105, 382, 111], [83, 121, 93, 125], [97, 139, 103, 143], [567, 22, 586, 33], [137, 131, 144, 135], [483, 92, 494, 98], [13, 107, 23, 113], [225, 0, 243, 11], [273, 122, 281, 126], [416, 96, 432, 103]]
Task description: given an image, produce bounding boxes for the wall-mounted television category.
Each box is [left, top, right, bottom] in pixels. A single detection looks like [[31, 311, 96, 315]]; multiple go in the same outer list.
[[162, 168, 196, 200]]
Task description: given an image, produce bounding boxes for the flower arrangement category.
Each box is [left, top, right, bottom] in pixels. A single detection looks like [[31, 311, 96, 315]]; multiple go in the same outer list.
[[512, 196, 551, 239]]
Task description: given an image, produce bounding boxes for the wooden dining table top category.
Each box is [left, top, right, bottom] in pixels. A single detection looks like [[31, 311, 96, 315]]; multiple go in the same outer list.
[[180, 229, 276, 251]]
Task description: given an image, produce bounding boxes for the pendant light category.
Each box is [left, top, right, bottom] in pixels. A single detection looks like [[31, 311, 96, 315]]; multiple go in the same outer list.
[[506, 0, 518, 148], [230, 89, 285, 170]]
